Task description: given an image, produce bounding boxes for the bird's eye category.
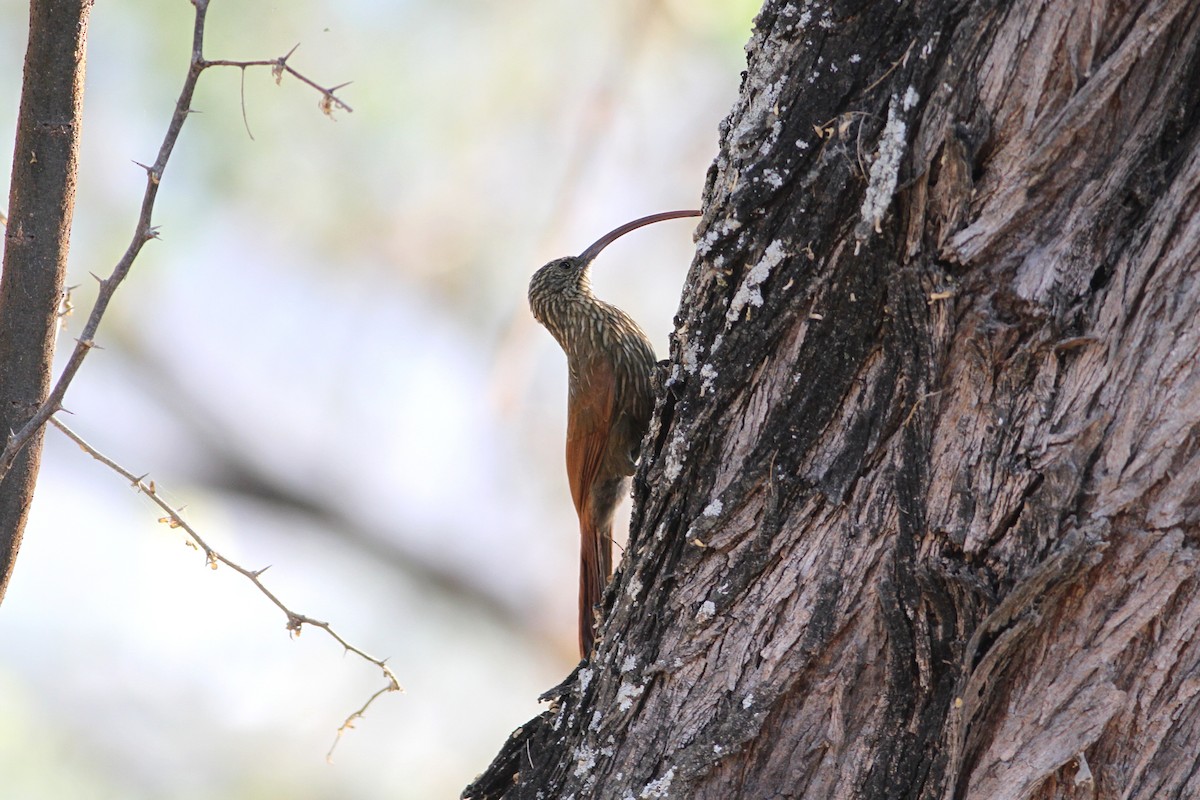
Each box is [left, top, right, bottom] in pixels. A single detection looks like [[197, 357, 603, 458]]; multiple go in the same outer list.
[[559, 260, 573, 271]]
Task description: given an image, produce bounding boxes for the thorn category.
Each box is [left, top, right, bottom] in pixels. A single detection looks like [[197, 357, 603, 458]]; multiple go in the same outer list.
[[89, 272, 105, 285], [56, 405, 74, 416], [252, 565, 272, 578], [273, 44, 299, 85], [144, 225, 162, 241], [131, 472, 149, 487], [328, 81, 353, 93], [75, 337, 103, 350], [132, 160, 161, 184]]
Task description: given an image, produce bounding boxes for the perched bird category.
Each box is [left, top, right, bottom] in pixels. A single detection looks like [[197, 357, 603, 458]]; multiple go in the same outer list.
[[528, 209, 700, 657]]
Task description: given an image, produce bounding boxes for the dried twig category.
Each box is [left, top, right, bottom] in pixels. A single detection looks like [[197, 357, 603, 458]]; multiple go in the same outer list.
[[50, 416, 402, 755], [0, 0, 350, 484], [9, 0, 385, 756], [203, 43, 354, 117]]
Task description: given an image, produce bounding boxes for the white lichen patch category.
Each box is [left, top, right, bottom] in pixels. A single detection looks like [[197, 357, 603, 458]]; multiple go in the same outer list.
[[696, 216, 742, 257], [640, 768, 676, 799], [626, 574, 643, 599], [663, 429, 688, 481], [742, 693, 755, 709], [589, 710, 603, 732], [703, 498, 723, 517], [680, 339, 702, 375], [578, 667, 594, 693], [729, 74, 785, 158], [697, 600, 716, 621], [617, 680, 645, 711], [858, 89, 918, 238], [727, 240, 786, 323], [758, 119, 783, 154], [762, 167, 784, 188], [573, 744, 597, 777], [621, 655, 638, 673], [699, 363, 718, 395]]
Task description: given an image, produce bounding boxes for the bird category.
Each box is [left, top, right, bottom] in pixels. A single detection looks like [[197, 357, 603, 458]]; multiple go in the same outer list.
[[528, 209, 701, 657]]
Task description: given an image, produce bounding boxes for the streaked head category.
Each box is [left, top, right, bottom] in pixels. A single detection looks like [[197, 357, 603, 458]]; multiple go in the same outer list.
[[527, 209, 701, 325], [528, 255, 590, 331]]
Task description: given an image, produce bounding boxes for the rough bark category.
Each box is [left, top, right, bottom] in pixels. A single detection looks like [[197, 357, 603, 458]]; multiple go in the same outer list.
[[469, 0, 1200, 798], [0, 0, 91, 603]]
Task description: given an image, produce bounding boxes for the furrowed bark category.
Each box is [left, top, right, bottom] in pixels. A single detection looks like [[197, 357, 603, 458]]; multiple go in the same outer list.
[[469, 1, 1200, 797]]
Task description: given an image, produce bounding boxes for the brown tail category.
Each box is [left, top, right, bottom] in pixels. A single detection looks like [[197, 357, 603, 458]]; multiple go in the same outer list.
[[578, 514, 613, 657]]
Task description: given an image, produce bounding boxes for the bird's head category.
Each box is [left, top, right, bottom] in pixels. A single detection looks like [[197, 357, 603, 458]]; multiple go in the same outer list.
[[528, 255, 591, 326], [527, 209, 701, 329]]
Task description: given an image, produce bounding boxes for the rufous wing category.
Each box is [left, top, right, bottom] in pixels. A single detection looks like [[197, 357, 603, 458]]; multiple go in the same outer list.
[[565, 357, 617, 656], [565, 357, 616, 519]]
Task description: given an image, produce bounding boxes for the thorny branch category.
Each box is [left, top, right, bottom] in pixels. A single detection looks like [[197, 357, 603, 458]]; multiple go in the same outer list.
[[0, 0, 351, 485], [203, 43, 354, 118], [2, 0, 384, 754], [50, 417, 402, 757]]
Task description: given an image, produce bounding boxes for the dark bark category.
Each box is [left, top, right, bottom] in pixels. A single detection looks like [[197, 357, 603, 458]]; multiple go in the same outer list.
[[0, 0, 91, 602], [469, 0, 1200, 798]]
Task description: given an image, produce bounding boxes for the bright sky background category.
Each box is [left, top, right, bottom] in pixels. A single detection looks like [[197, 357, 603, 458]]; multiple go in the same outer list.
[[0, 1, 758, 796]]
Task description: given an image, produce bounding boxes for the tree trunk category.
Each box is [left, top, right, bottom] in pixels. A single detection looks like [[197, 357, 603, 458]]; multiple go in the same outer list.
[[468, 0, 1200, 797], [0, 0, 91, 602]]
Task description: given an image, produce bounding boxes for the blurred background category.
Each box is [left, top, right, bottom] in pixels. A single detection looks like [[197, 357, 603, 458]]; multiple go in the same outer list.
[[0, 1, 756, 797]]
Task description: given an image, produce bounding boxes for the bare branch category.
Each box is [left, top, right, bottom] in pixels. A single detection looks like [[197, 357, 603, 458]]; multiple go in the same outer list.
[[327, 680, 398, 764], [49, 417, 402, 750], [201, 45, 354, 116], [0, 2, 351, 484]]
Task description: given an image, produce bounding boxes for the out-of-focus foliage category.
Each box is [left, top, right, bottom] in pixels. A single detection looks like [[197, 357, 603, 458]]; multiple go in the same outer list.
[[0, 0, 757, 797]]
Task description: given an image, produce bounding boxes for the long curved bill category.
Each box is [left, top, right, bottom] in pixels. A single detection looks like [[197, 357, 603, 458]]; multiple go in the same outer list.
[[577, 209, 701, 265]]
